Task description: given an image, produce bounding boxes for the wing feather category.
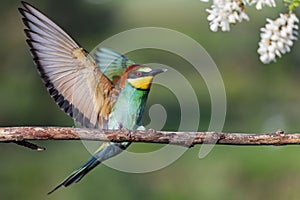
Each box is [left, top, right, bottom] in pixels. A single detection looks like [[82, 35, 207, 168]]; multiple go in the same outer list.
[[19, 2, 117, 128], [94, 48, 135, 83]]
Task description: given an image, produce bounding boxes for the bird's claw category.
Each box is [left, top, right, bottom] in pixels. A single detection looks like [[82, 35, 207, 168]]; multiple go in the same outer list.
[[137, 126, 146, 131]]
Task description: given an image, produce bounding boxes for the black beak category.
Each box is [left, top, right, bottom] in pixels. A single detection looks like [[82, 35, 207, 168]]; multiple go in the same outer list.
[[150, 68, 168, 76]]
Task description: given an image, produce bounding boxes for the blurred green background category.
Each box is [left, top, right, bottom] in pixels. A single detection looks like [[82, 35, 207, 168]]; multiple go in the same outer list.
[[1, 0, 300, 199]]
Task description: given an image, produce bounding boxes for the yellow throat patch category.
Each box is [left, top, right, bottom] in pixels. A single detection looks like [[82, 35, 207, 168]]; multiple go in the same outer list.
[[128, 76, 153, 90]]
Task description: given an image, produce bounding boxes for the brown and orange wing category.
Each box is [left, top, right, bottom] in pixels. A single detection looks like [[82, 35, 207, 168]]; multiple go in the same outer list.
[[19, 2, 116, 128]]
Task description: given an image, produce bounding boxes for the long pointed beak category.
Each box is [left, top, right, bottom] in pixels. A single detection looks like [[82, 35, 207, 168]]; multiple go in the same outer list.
[[150, 68, 168, 76]]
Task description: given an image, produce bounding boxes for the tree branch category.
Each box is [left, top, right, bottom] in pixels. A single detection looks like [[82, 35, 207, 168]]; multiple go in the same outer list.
[[1, 127, 300, 150]]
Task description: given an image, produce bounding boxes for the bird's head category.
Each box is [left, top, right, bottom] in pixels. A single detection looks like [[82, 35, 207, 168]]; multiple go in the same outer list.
[[119, 65, 167, 90]]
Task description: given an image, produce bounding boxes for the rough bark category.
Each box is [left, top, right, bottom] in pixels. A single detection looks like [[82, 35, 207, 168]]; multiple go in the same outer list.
[[0, 127, 297, 151]]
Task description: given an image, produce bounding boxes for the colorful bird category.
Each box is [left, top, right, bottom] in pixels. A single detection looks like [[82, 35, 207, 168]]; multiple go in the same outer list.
[[18, 1, 166, 194]]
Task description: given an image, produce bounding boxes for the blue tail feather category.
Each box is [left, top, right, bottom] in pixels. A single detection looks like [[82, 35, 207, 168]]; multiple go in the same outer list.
[[47, 156, 100, 194], [47, 142, 130, 194]]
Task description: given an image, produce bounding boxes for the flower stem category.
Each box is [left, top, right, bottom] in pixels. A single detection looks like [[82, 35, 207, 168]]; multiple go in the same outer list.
[[283, 0, 300, 12]]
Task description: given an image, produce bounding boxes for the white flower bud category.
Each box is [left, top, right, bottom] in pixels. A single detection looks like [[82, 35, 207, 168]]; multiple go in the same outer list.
[[258, 13, 299, 64]]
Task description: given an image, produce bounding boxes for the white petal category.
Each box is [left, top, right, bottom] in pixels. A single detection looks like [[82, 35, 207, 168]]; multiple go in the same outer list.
[[260, 54, 270, 64], [210, 23, 219, 32]]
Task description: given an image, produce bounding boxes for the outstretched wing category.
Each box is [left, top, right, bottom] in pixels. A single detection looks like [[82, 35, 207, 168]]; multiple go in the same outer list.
[[94, 48, 135, 84], [19, 2, 116, 129]]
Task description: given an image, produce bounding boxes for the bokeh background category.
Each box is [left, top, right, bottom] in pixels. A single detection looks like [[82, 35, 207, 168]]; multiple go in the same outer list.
[[1, 0, 300, 199]]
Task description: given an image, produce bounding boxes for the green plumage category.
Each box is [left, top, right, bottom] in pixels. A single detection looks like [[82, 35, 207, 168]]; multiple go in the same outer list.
[[109, 81, 149, 129], [94, 48, 135, 83], [19, 1, 165, 194]]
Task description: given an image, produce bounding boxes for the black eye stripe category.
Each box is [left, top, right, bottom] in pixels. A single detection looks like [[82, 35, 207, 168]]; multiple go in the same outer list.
[[128, 71, 146, 79]]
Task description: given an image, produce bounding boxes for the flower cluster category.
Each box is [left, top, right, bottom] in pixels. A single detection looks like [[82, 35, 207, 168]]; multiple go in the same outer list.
[[201, 0, 299, 64], [202, 0, 277, 32], [205, 0, 249, 32], [244, 0, 276, 10], [257, 13, 299, 64]]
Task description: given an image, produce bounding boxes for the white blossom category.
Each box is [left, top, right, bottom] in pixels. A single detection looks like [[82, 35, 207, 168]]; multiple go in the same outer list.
[[243, 0, 276, 9], [257, 13, 299, 64], [202, 0, 276, 9], [206, 0, 249, 32]]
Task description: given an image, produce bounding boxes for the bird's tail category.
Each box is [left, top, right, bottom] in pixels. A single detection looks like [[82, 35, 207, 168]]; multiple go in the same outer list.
[[47, 142, 130, 194]]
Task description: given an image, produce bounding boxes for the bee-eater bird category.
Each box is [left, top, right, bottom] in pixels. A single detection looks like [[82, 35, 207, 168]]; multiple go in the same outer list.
[[19, 1, 166, 194]]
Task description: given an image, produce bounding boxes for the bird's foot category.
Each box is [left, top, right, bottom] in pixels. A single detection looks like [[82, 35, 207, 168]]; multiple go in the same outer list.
[[116, 122, 123, 130], [137, 126, 146, 131]]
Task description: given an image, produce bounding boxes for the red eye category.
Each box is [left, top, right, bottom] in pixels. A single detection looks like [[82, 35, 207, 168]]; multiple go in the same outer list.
[[136, 72, 142, 76]]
